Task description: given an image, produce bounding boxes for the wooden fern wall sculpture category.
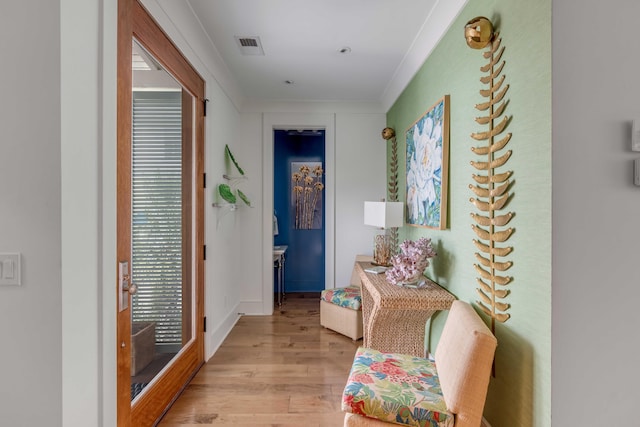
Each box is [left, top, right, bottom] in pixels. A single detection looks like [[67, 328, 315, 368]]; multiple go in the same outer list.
[[382, 127, 400, 253], [465, 17, 514, 330]]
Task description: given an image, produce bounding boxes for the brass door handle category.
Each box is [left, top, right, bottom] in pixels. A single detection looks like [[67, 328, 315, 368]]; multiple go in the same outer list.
[[118, 261, 137, 311], [124, 281, 137, 295]]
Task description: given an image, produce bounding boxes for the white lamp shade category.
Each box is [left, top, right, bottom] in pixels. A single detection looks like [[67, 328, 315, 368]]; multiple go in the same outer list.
[[364, 201, 404, 228]]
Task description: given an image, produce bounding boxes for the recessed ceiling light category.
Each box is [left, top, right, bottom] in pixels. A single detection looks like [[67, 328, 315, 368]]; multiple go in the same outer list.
[[338, 46, 352, 54]]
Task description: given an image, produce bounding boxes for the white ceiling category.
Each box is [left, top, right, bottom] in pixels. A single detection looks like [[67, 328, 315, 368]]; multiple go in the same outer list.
[[184, 0, 465, 105]]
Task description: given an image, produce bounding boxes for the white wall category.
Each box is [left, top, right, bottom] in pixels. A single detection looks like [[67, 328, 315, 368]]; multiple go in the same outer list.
[[552, 0, 640, 424], [235, 103, 385, 315], [334, 113, 389, 284], [235, 112, 265, 312], [202, 82, 244, 354], [61, 0, 117, 425], [0, 2, 63, 426]]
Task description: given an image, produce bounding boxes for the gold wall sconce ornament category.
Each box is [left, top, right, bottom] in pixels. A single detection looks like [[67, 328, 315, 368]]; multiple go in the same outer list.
[[381, 127, 395, 140], [382, 127, 400, 254], [465, 16, 494, 49], [466, 17, 515, 330]]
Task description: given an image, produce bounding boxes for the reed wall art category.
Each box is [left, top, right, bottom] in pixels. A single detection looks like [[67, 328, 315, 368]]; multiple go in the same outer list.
[[465, 16, 515, 329]]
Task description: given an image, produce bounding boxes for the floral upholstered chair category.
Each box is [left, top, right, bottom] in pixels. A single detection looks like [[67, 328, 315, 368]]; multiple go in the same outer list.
[[319, 255, 371, 340], [341, 300, 497, 427]]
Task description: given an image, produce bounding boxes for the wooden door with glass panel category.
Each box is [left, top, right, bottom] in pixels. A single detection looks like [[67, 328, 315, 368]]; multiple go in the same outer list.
[[117, 0, 205, 425]]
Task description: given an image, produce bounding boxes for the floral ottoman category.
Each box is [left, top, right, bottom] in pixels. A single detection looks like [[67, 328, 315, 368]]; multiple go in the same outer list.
[[342, 347, 453, 427], [320, 286, 363, 340]]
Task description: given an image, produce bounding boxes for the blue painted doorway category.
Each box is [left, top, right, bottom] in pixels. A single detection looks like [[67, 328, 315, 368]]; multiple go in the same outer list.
[[273, 129, 325, 293]]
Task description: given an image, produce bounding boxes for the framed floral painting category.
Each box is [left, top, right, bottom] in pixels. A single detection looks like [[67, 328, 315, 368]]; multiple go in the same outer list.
[[405, 95, 450, 229], [291, 162, 324, 229]]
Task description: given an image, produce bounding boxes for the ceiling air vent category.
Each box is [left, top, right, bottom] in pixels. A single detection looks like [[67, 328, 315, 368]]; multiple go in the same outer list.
[[235, 36, 265, 56]]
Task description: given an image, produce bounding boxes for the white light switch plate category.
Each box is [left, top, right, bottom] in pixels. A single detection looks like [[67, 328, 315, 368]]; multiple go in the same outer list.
[[0, 253, 21, 286], [633, 120, 640, 152]]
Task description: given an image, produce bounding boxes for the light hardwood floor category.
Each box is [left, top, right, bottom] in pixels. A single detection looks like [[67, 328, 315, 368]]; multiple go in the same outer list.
[[158, 293, 361, 426]]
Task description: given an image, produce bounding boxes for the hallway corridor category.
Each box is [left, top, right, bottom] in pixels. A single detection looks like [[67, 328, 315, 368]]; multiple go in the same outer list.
[[158, 294, 360, 426]]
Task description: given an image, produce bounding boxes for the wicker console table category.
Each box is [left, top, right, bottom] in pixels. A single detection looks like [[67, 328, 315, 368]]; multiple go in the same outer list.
[[356, 260, 456, 357]]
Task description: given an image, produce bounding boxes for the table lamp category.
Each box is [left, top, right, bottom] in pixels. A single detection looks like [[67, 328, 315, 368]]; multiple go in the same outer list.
[[364, 201, 404, 266]]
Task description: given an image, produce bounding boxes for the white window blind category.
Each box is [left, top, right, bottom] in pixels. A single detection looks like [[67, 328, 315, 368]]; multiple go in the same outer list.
[[131, 91, 183, 346]]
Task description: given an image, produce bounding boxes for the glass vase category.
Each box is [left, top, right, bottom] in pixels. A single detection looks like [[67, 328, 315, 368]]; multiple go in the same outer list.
[[373, 234, 392, 266]]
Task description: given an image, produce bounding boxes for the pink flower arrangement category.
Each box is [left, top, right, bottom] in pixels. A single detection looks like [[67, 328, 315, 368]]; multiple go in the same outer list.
[[385, 237, 437, 286]]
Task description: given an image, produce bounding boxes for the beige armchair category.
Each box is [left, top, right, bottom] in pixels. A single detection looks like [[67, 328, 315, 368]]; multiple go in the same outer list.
[[342, 300, 497, 427]]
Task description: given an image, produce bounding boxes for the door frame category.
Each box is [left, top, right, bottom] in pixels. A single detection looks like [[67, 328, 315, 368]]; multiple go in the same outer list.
[[273, 130, 327, 292], [117, 0, 205, 424], [262, 113, 336, 313]]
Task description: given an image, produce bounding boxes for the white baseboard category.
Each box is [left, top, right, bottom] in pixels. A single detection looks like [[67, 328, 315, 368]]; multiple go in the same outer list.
[[237, 300, 266, 315], [206, 303, 240, 360]]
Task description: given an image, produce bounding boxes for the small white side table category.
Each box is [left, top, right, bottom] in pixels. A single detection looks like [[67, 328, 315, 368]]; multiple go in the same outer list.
[[273, 245, 287, 306]]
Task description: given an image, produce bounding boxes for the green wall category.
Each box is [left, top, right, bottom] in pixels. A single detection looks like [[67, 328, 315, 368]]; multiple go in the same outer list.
[[386, 1, 551, 426]]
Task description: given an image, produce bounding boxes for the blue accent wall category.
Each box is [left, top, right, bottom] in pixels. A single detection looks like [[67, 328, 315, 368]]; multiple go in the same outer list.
[[273, 130, 325, 292]]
